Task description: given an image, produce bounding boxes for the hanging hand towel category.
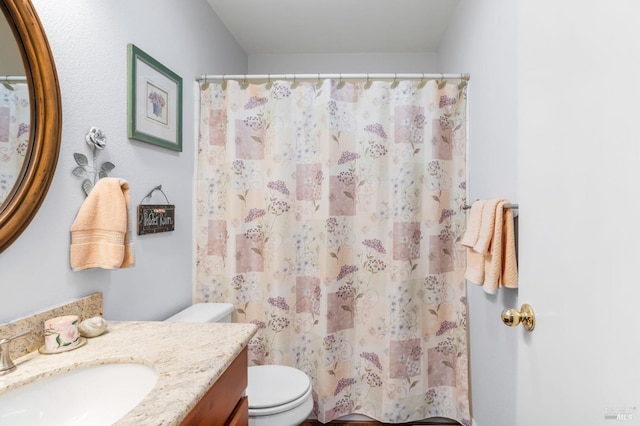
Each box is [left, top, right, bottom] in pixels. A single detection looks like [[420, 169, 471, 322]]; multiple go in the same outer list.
[[482, 200, 506, 294], [461, 200, 487, 284], [473, 198, 501, 254], [461, 200, 486, 248], [70, 178, 134, 271], [462, 199, 501, 285], [500, 207, 518, 288], [461, 199, 518, 291]]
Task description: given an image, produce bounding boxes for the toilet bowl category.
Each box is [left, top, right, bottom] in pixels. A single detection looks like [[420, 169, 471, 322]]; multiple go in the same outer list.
[[165, 303, 313, 426]]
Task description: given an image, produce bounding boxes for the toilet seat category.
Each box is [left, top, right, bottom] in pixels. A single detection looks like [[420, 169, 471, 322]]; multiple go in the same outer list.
[[247, 365, 312, 417]]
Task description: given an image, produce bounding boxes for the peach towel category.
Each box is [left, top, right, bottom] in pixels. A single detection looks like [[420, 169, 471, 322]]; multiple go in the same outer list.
[[501, 207, 518, 288], [461, 200, 489, 284], [460, 200, 485, 248], [70, 178, 134, 271], [473, 199, 500, 254], [461, 199, 518, 292], [483, 200, 506, 293]]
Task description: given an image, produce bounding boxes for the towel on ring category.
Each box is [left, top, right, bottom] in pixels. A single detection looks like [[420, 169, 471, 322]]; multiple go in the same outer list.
[[461, 200, 488, 284], [501, 206, 518, 288], [473, 199, 501, 254], [461, 199, 517, 292], [460, 200, 485, 248], [483, 200, 507, 293], [70, 177, 135, 271]]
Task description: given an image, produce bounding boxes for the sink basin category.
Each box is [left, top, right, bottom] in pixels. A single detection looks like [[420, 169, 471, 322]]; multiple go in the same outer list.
[[0, 363, 158, 425]]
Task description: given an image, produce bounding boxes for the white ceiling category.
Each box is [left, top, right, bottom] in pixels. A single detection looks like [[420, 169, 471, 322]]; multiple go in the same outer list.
[[206, 0, 459, 55]]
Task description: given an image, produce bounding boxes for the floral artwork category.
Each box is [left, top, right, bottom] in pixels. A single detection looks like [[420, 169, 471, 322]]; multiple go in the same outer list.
[[146, 82, 168, 125], [196, 78, 470, 424], [127, 44, 182, 151]]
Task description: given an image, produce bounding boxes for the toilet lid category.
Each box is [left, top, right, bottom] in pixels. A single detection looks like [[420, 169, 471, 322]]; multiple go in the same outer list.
[[247, 365, 311, 409]]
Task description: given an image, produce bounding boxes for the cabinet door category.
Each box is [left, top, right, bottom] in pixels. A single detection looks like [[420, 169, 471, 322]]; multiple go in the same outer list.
[[226, 397, 248, 426]]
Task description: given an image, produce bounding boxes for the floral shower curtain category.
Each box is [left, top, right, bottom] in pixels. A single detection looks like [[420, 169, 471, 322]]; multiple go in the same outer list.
[[0, 83, 30, 202], [196, 78, 470, 425]]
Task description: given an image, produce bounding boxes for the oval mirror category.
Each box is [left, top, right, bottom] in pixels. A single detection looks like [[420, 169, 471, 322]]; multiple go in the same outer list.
[[0, 0, 61, 253]]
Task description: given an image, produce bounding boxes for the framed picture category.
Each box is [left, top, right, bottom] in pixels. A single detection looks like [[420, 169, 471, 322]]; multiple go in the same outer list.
[[127, 44, 182, 152]]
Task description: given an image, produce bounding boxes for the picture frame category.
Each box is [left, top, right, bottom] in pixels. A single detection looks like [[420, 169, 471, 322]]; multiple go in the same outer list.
[[127, 44, 183, 152]]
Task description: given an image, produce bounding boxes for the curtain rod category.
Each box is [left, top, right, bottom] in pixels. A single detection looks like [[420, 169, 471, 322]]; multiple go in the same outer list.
[[0, 76, 27, 83], [196, 73, 470, 83]]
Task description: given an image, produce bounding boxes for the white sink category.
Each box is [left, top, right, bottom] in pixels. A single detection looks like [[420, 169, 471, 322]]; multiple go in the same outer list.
[[0, 363, 158, 425]]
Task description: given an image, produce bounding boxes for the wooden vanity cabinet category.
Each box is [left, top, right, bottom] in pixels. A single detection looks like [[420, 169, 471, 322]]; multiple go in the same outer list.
[[180, 347, 249, 426]]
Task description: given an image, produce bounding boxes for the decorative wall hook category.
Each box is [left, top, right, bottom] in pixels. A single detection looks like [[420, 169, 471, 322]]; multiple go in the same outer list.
[[71, 127, 116, 196], [140, 184, 170, 205]]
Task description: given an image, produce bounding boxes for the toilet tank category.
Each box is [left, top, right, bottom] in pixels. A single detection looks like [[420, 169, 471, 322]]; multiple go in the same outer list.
[[165, 303, 234, 323]]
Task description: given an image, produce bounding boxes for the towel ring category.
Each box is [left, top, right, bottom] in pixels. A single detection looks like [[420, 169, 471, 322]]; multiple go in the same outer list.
[[463, 203, 519, 210]]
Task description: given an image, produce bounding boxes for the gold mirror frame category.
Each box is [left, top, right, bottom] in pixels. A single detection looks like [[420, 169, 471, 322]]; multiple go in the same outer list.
[[0, 0, 61, 253]]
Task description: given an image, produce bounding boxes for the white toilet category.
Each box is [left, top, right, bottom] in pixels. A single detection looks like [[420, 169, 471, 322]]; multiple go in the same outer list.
[[166, 303, 313, 426]]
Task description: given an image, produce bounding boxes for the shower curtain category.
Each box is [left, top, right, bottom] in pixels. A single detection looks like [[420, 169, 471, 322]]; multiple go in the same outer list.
[[0, 82, 30, 202], [196, 78, 470, 425]]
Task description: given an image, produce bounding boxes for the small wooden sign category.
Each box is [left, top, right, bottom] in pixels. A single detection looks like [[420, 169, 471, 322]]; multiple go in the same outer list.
[[137, 204, 175, 235]]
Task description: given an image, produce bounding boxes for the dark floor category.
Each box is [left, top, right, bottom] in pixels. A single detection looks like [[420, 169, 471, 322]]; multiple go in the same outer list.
[[300, 419, 460, 426]]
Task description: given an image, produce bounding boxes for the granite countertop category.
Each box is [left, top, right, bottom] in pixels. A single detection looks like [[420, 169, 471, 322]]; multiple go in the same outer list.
[[0, 321, 257, 425]]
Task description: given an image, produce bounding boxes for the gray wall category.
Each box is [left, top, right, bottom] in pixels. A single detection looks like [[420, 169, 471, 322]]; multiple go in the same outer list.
[[249, 52, 437, 74], [437, 1, 518, 426], [0, 0, 247, 323]]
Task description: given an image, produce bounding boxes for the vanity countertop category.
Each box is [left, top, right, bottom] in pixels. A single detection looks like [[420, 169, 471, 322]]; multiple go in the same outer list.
[[0, 321, 258, 425]]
